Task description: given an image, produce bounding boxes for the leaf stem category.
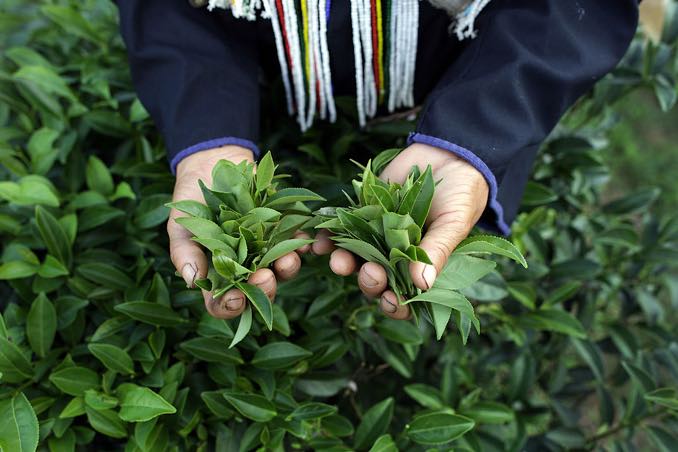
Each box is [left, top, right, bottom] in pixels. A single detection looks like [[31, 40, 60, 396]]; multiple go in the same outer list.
[[585, 407, 669, 445]]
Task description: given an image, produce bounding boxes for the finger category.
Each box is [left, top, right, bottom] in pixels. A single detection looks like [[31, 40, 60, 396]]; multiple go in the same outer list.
[[168, 209, 208, 288], [329, 248, 357, 276], [168, 174, 212, 287], [410, 212, 473, 291], [358, 262, 388, 298], [294, 231, 312, 254], [248, 268, 277, 301], [379, 290, 411, 320], [203, 288, 246, 319], [273, 252, 301, 281], [312, 229, 336, 255]]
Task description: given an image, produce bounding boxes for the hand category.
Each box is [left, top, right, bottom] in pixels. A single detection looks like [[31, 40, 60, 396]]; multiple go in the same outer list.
[[169, 145, 310, 319], [321, 143, 489, 320]]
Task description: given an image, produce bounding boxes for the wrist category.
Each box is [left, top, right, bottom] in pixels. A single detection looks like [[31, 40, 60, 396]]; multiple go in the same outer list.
[[176, 145, 255, 178], [403, 142, 489, 206], [403, 143, 486, 180]]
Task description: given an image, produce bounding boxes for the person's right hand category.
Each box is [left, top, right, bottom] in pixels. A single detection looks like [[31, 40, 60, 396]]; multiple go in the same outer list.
[[168, 145, 311, 319]]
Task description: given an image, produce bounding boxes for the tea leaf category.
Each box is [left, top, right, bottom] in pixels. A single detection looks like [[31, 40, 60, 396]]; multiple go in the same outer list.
[[49, 367, 99, 396], [119, 386, 176, 422], [265, 188, 325, 208], [407, 412, 474, 445], [404, 384, 444, 409], [0, 393, 39, 452], [286, 402, 337, 421], [460, 401, 514, 424], [455, 235, 527, 268], [35, 206, 72, 268], [85, 407, 127, 438], [369, 434, 398, 452], [175, 217, 225, 240], [88, 343, 134, 375], [84, 390, 118, 411], [428, 303, 453, 340], [332, 237, 390, 267], [644, 388, 678, 410], [519, 309, 586, 339], [337, 208, 380, 244], [26, 293, 57, 358], [59, 397, 85, 419], [114, 302, 187, 327], [179, 337, 244, 363], [0, 336, 33, 381], [222, 391, 277, 422], [407, 289, 478, 328], [258, 238, 314, 267], [85, 156, 114, 196], [0, 261, 38, 280], [256, 151, 275, 192], [433, 254, 496, 291], [38, 254, 69, 278], [78, 263, 134, 291], [376, 318, 424, 345], [251, 342, 312, 370], [166, 200, 213, 219], [397, 166, 434, 228], [236, 282, 273, 330], [354, 397, 394, 449], [229, 304, 253, 348], [213, 250, 250, 280]]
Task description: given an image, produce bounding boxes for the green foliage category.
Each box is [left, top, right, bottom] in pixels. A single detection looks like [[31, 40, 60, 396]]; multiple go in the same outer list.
[[0, 1, 677, 451]]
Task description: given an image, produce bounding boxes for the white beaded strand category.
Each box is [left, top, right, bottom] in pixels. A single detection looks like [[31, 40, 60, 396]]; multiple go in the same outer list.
[[262, 0, 294, 115], [318, 0, 336, 122], [350, 0, 366, 126], [387, 0, 398, 112], [303, 0, 317, 129], [309, 0, 326, 120], [387, 0, 419, 112], [359, 0, 377, 118], [405, 0, 419, 106]]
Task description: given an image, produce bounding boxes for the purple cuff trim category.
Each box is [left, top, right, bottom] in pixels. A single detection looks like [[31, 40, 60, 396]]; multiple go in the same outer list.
[[170, 137, 261, 174], [407, 132, 511, 236]]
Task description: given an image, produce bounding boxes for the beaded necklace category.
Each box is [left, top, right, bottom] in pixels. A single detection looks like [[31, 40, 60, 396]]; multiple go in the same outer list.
[[205, 0, 492, 129]]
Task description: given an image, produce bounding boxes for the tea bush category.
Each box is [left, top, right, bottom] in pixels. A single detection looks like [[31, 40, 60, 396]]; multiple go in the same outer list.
[[1, 1, 678, 451]]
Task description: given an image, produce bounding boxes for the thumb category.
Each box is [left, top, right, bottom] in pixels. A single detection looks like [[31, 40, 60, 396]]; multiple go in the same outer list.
[[168, 206, 209, 288], [409, 212, 473, 291], [168, 175, 210, 288]]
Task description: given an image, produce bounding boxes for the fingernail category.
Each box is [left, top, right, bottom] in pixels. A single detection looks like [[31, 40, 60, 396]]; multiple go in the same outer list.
[[225, 296, 243, 311], [381, 297, 398, 313], [422, 265, 437, 289], [361, 271, 378, 288], [181, 263, 197, 288]]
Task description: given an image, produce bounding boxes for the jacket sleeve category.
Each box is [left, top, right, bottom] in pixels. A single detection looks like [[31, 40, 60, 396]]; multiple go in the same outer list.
[[116, 0, 261, 173], [410, 0, 639, 234]]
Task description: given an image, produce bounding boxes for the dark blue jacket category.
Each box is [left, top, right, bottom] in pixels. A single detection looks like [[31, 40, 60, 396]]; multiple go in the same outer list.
[[117, 0, 639, 234]]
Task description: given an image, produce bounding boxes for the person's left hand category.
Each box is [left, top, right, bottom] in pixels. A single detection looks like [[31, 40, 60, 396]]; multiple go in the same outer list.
[[313, 142, 490, 320]]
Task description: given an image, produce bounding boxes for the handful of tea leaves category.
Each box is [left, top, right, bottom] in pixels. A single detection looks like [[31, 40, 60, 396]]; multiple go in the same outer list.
[[167, 152, 323, 346], [315, 155, 526, 340]]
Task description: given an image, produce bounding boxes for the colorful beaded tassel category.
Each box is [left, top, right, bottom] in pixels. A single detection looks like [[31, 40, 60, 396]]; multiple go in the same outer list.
[[205, 0, 492, 130]]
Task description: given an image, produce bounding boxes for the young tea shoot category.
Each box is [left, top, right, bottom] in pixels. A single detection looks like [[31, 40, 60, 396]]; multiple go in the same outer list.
[[167, 152, 324, 346], [314, 152, 527, 341]]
